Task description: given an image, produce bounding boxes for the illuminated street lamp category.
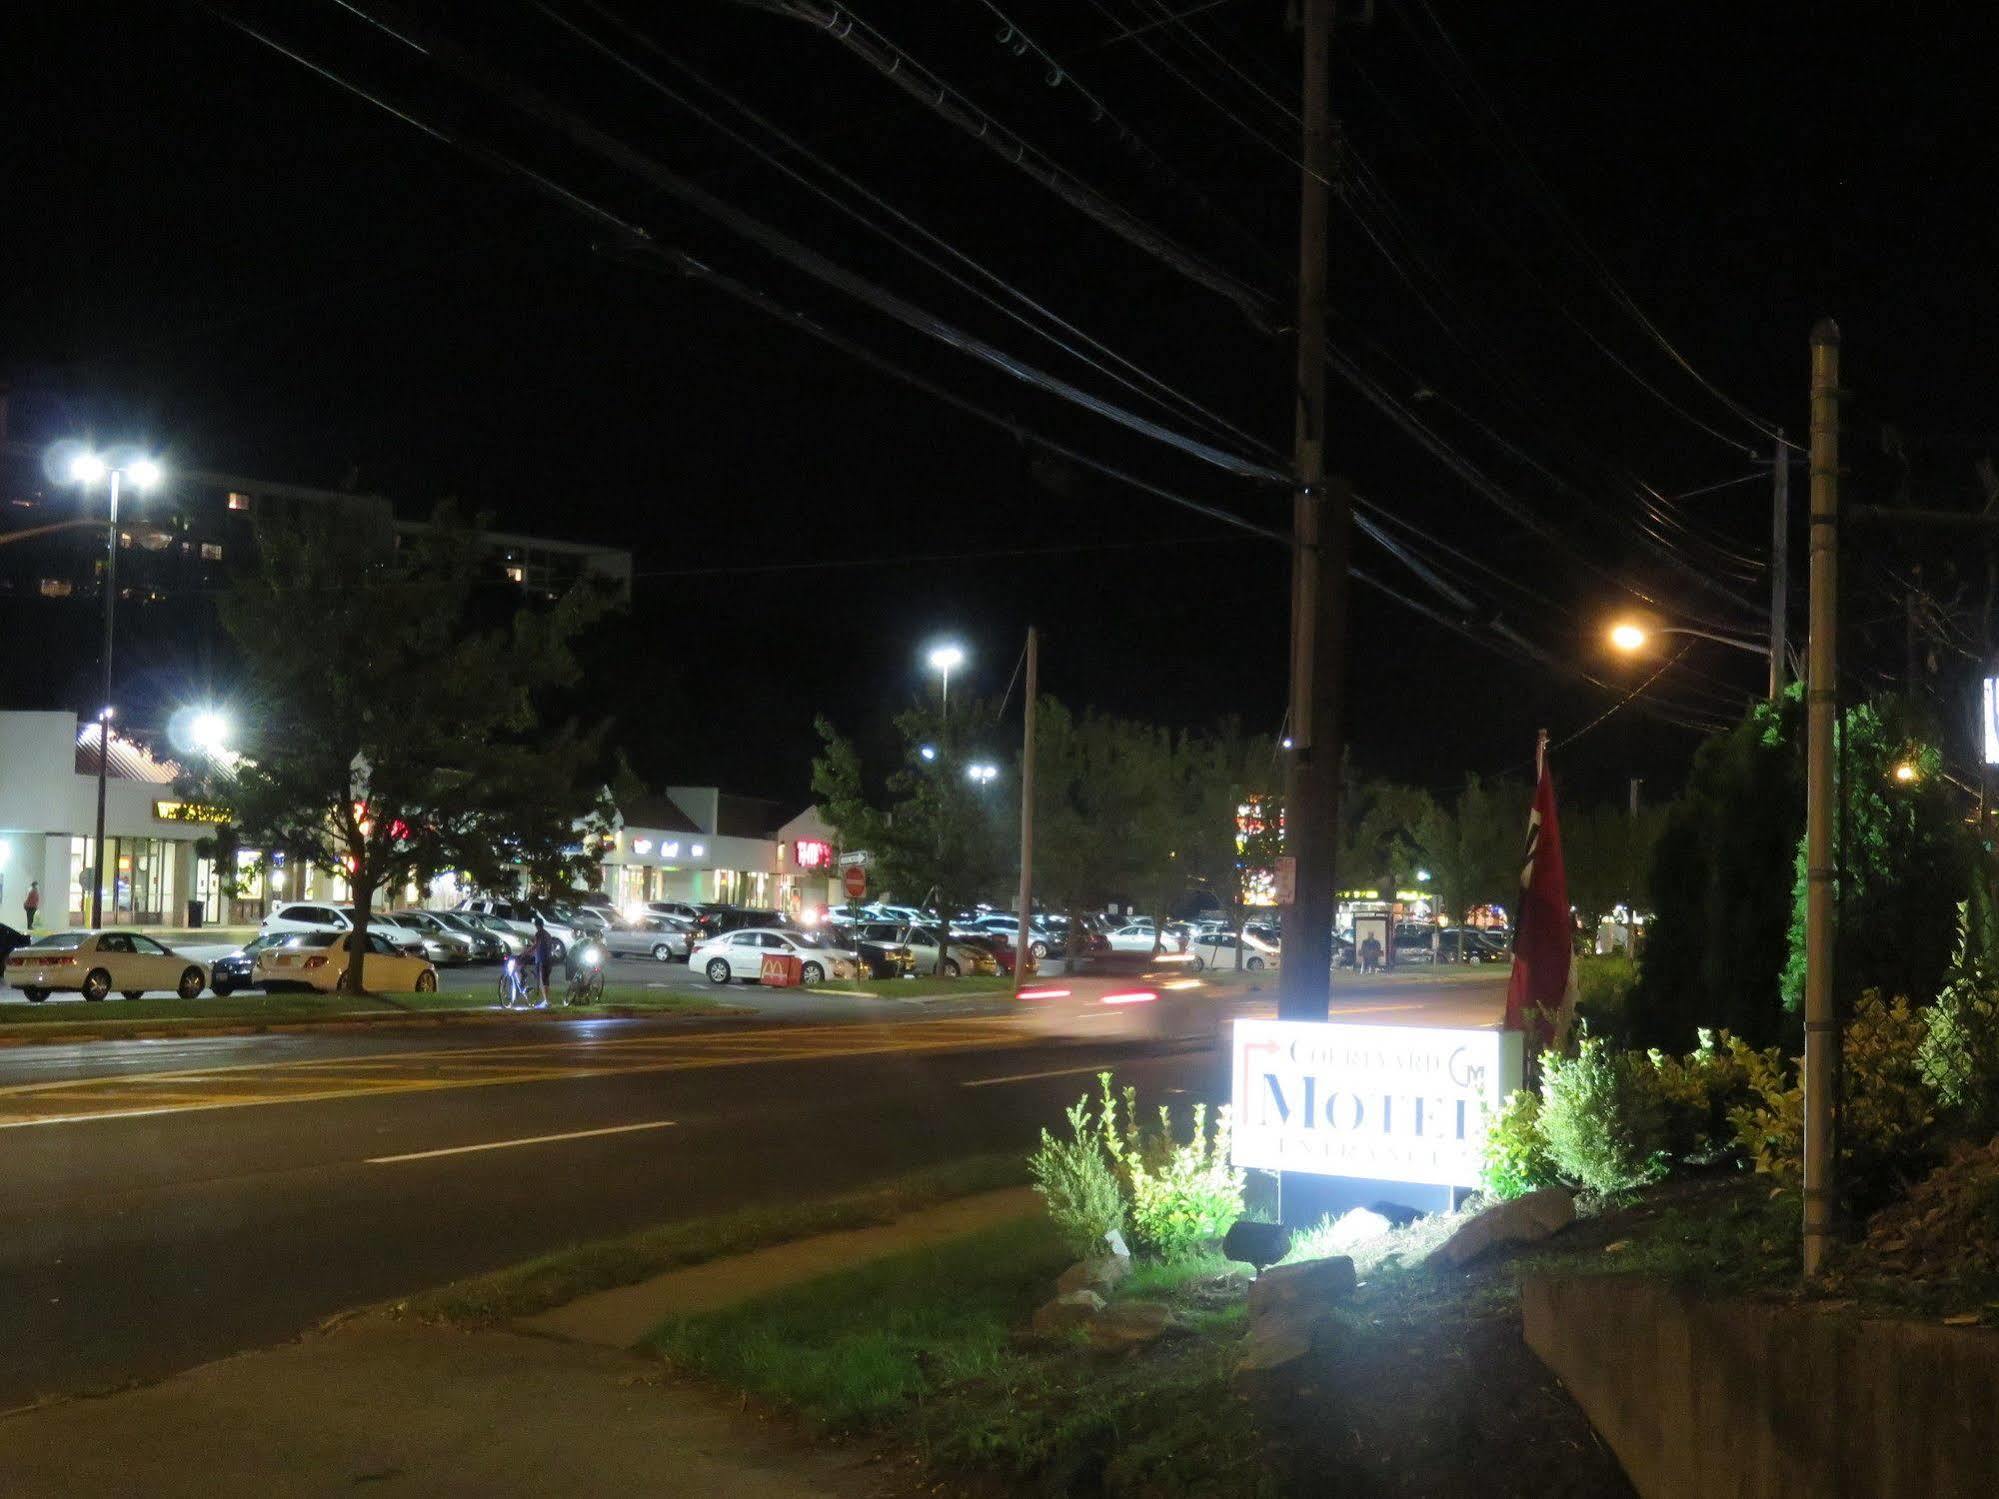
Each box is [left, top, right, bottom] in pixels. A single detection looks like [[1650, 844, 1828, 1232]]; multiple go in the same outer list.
[[926, 642, 966, 716], [1892, 761, 1920, 785], [1606, 619, 1770, 659], [188, 710, 231, 757], [966, 762, 999, 785], [919, 744, 938, 762], [62, 447, 165, 928]]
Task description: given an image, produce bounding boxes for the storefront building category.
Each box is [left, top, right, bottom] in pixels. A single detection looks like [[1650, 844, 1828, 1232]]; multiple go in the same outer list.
[[597, 791, 842, 919]]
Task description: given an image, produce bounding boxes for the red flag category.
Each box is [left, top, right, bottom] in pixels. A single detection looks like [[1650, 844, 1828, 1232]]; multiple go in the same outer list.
[[1504, 735, 1575, 1053]]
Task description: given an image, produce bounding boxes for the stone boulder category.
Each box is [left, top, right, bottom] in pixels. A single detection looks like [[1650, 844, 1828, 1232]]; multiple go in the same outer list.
[[1090, 1300, 1173, 1350], [1246, 1255, 1356, 1318], [1057, 1255, 1132, 1296], [1030, 1288, 1106, 1337], [1426, 1187, 1575, 1270], [1232, 1306, 1337, 1385]]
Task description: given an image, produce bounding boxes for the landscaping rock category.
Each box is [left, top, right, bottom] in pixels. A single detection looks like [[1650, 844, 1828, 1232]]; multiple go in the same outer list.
[[1247, 1255, 1356, 1318], [1090, 1300, 1173, 1349], [1232, 1308, 1336, 1387], [1426, 1187, 1575, 1269], [1030, 1289, 1106, 1337], [1057, 1255, 1132, 1296]]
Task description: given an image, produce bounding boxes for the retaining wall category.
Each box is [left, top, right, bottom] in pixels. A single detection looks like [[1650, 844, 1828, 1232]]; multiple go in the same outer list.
[[1521, 1274, 1999, 1498]]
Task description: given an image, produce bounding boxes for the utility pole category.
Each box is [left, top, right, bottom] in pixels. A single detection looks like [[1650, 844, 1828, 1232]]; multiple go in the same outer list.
[[1802, 318, 1843, 1280], [1013, 626, 1039, 996], [1278, 0, 1350, 1023], [91, 469, 124, 930], [1626, 777, 1641, 959], [1770, 429, 1789, 701]]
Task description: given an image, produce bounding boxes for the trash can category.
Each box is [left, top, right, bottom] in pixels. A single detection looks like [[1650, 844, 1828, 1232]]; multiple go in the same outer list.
[[185, 898, 204, 928]]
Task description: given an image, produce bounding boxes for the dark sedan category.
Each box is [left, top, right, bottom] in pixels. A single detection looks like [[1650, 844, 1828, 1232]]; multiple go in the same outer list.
[[852, 936, 917, 979], [209, 931, 307, 996]]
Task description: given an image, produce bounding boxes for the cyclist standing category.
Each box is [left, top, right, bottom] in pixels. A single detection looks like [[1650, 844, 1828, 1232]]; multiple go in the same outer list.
[[527, 917, 554, 1009]]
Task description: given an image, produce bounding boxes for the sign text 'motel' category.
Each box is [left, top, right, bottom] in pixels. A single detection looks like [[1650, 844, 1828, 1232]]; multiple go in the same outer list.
[[1229, 1020, 1523, 1189]]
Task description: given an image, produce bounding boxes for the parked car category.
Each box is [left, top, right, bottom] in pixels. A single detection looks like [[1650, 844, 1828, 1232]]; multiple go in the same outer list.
[[1107, 921, 1176, 954], [690, 906, 790, 944], [692, 927, 857, 985], [957, 914, 1061, 959], [6, 930, 208, 1002], [261, 903, 428, 956], [598, 914, 693, 963], [851, 935, 917, 979], [855, 922, 997, 977], [442, 911, 526, 956], [641, 900, 703, 924], [209, 931, 309, 995], [1187, 930, 1280, 972], [384, 910, 476, 966], [458, 897, 571, 959], [255, 930, 438, 994], [0, 923, 28, 967], [957, 933, 1035, 977], [1436, 927, 1508, 963], [566, 903, 621, 934], [404, 910, 507, 962]]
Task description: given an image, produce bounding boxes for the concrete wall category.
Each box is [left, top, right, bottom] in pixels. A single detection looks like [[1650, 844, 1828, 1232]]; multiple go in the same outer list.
[[1522, 1273, 1999, 1499]]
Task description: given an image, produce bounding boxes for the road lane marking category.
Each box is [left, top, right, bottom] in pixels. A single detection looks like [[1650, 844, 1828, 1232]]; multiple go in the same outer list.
[[962, 1062, 1125, 1089], [367, 1120, 677, 1164]]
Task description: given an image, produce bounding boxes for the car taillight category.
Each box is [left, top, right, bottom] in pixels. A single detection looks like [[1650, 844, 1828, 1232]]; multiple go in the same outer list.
[[303, 956, 328, 969], [17, 954, 76, 968]]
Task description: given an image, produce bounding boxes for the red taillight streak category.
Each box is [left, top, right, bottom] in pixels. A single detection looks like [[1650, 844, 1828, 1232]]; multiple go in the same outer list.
[[1101, 990, 1158, 1005], [1017, 986, 1070, 1000]]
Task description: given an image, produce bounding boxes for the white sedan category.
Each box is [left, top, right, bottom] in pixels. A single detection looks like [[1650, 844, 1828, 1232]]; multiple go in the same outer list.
[[255, 931, 438, 994], [693, 928, 858, 985], [5, 930, 209, 1003], [1107, 921, 1185, 954], [1186, 931, 1280, 972]]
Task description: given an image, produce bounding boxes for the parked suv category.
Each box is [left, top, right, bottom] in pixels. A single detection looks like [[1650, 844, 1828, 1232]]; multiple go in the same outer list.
[[261, 903, 427, 956], [689, 905, 790, 944]]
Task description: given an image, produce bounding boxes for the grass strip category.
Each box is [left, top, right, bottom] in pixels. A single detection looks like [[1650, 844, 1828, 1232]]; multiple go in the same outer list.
[[648, 1222, 1272, 1495], [400, 1153, 1030, 1325]]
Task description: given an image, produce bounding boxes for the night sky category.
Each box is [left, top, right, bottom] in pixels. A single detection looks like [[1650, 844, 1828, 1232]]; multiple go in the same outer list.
[[7, 2, 1994, 808]]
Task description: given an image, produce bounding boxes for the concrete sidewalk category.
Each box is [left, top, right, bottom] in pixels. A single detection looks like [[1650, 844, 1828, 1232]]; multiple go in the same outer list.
[[0, 1318, 898, 1498]]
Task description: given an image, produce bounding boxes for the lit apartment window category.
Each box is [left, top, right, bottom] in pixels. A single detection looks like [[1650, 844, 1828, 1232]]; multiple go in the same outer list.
[[227, 492, 252, 511], [505, 566, 526, 583], [200, 543, 223, 561], [38, 578, 73, 598]]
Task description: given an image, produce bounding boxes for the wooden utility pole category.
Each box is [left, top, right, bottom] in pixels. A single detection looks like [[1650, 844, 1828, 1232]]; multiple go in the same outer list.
[[1013, 626, 1039, 996], [1770, 429, 1790, 700], [1802, 318, 1843, 1279], [1278, 0, 1351, 1022]]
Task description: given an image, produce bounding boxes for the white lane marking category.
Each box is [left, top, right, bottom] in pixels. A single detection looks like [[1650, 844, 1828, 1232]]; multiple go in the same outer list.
[[962, 1062, 1125, 1089], [366, 1119, 676, 1164]]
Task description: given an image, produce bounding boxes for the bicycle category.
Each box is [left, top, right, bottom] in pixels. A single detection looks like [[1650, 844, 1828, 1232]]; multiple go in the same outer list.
[[497, 956, 534, 1009], [564, 941, 605, 1006]]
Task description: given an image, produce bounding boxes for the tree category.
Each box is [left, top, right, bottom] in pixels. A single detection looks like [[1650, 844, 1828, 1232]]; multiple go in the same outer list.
[[219, 503, 610, 994], [1415, 774, 1523, 954], [1178, 720, 1284, 966], [1633, 693, 1804, 1049], [1780, 697, 1972, 1014], [812, 698, 1012, 968], [1340, 774, 1436, 898], [1563, 801, 1667, 947]]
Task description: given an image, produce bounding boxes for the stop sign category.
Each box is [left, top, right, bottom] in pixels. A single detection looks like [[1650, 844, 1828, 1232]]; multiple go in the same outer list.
[[842, 864, 868, 901]]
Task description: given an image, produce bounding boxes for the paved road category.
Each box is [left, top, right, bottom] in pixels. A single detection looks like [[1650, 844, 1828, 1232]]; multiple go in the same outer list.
[[0, 970, 1503, 1409]]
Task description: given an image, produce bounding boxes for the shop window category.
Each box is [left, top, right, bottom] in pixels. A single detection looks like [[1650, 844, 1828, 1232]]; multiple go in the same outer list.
[[200, 542, 223, 561], [38, 578, 72, 598], [227, 492, 252, 511]]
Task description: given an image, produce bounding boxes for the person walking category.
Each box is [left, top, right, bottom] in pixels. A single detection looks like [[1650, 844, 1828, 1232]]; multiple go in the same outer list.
[[527, 917, 554, 1009], [1359, 933, 1383, 974], [23, 881, 40, 931]]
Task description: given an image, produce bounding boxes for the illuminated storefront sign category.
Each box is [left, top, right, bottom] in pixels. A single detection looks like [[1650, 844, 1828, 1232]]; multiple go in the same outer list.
[[1230, 1020, 1522, 1188], [793, 838, 832, 870], [153, 799, 232, 825]]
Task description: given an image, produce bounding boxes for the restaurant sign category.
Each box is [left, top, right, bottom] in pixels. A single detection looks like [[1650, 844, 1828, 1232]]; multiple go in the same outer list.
[[153, 799, 232, 825], [1230, 1019, 1522, 1189]]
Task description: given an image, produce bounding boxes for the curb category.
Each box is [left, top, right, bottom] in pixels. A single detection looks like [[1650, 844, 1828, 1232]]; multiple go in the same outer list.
[[0, 1003, 748, 1048]]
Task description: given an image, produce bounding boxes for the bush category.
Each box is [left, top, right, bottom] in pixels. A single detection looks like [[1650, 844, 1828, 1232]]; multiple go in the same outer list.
[[1094, 1076, 1244, 1259], [1538, 1035, 1670, 1195], [1650, 1028, 1756, 1162], [1922, 960, 1999, 1132], [1574, 956, 1639, 1047], [1728, 991, 1935, 1202], [1027, 1096, 1125, 1257], [1481, 1089, 1559, 1200]]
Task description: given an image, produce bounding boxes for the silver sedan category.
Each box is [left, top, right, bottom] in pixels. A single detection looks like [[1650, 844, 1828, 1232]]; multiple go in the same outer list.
[[597, 915, 693, 963]]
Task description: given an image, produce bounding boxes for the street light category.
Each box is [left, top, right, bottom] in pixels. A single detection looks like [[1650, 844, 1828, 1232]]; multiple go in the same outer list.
[[1606, 619, 1770, 659], [967, 762, 999, 784], [62, 446, 164, 928], [926, 642, 966, 716], [1892, 761, 1920, 784], [919, 744, 938, 762], [188, 710, 231, 757]]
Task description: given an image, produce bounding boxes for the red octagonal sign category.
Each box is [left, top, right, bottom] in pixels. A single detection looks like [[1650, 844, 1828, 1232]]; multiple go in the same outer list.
[[842, 864, 868, 901]]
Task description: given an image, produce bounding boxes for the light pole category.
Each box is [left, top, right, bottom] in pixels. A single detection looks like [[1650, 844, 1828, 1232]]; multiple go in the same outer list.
[[65, 449, 163, 927], [926, 642, 965, 718]]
